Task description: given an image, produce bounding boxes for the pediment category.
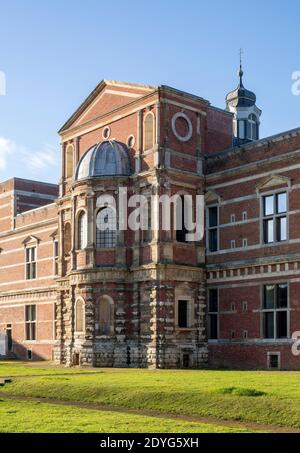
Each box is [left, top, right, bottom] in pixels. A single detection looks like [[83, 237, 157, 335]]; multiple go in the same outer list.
[[59, 80, 156, 133], [205, 190, 222, 204], [22, 235, 40, 246], [50, 230, 58, 239], [256, 174, 291, 192]]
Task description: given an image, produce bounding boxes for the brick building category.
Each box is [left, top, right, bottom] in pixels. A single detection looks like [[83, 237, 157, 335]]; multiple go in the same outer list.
[[1, 70, 300, 370]]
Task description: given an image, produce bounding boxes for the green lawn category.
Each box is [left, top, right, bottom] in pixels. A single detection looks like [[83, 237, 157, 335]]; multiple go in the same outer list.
[[0, 398, 247, 433], [1, 361, 300, 432]]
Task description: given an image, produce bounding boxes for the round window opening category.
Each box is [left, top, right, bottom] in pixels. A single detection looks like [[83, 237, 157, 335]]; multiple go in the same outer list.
[[171, 113, 193, 142], [102, 126, 111, 140], [127, 135, 135, 148]]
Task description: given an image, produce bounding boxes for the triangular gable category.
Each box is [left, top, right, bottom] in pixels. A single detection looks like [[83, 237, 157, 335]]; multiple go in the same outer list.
[[256, 174, 291, 192], [50, 230, 58, 239], [22, 235, 40, 246], [59, 80, 157, 133], [205, 190, 222, 204]]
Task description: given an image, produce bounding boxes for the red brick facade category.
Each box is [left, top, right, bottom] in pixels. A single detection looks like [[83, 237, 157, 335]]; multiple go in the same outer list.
[[0, 79, 299, 370]]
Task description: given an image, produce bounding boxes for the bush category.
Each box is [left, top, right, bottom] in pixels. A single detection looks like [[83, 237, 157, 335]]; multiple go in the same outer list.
[[217, 386, 266, 397]]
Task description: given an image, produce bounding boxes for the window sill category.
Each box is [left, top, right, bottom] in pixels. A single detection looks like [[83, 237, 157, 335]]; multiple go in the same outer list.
[[175, 327, 196, 332], [95, 248, 116, 251]]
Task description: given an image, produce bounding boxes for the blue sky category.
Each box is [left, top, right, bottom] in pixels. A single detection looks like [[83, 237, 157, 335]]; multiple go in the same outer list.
[[0, 0, 299, 184]]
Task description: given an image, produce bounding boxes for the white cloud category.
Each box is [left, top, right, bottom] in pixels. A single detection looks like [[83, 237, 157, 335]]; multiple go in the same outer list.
[[0, 136, 16, 170], [21, 144, 58, 171], [0, 136, 58, 176]]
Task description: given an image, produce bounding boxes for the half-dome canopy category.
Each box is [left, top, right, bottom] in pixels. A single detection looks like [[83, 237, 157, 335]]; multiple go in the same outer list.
[[75, 140, 132, 180]]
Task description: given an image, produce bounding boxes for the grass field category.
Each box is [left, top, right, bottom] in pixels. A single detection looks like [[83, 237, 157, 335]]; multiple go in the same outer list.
[[0, 361, 299, 432]]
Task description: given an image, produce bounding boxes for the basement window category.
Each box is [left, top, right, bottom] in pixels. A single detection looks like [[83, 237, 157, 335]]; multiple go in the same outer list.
[[268, 353, 280, 369]]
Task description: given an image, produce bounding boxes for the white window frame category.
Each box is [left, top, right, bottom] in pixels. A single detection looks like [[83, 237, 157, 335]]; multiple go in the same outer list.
[[261, 282, 290, 340], [261, 190, 288, 245], [25, 245, 37, 280]]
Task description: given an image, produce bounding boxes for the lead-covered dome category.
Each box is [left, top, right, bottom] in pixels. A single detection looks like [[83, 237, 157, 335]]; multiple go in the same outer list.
[[75, 140, 131, 180]]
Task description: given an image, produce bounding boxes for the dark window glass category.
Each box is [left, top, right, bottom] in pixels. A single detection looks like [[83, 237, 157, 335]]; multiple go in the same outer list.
[[176, 196, 187, 243], [264, 312, 274, 338], [277, 284, 288, 308], [263, 283, 288, 339], [178, 300, 188, 328], [209, 314, 218, 339], [264, 285, 275, 309], [209, 289, 218, 312], [25, 305, 36, 341], [277, 311, 287, 338], [269, 354, 279, 369], [209, 207, 218, 227], [26, 247, 37, 280], [96, 208, 117, 248], [209, 229, 218, 252]]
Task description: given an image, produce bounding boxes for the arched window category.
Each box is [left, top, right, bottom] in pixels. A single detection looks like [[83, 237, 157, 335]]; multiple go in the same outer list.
[[95, 296, 114, 335], [143, 112, 155, 151], [64, 223, 72, 255], [75, 298, 84, 332], [78, 211, 87, 249], [65, 144, 74, 179], [96, 207, 116, 248], [248, 114, 258, 140]]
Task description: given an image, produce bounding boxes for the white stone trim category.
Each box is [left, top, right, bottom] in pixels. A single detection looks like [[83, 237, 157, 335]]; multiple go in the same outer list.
[[171, 112, 193, 142]]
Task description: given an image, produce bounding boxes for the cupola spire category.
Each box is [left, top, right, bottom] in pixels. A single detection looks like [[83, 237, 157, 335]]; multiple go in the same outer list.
[[226, 51, 262, 146]]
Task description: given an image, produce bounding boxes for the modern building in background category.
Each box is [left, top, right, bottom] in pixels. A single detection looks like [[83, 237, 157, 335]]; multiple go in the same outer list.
[[1, 69, 300, 370]]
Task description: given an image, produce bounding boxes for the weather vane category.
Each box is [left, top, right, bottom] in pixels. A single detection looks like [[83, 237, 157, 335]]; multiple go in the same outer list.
[[239, 48, 243, 68]]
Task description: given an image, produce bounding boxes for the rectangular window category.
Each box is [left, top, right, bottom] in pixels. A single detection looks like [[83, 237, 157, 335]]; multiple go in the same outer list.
[[230, 240, 236, 249], [208, 289, 218, 339], [262, 192, 287, 244], [242, 301, 248, 311], [242, 238, 248, 247], [141, 197, 152, 243], [54, 240, 59, 275], [238, 120, 245, 139], [26, 247, 36, 280], [230, 214, 236, 223], [208, 206, 218, 252], [25, 305, 36, 341], [262, 283, 288, 339], [177, 300, 190, 328], [268, 353, 280, 369]]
